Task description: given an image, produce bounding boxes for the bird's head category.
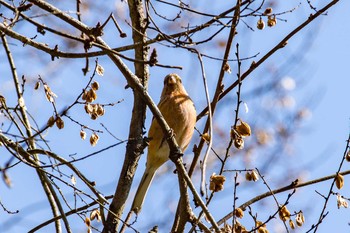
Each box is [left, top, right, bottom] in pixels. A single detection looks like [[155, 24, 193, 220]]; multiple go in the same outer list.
[[164, 73, 182, 86], [161, 73, 187, 95]]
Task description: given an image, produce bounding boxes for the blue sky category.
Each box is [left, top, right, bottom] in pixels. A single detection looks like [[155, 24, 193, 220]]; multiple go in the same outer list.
[[0, 0, 350, 232]]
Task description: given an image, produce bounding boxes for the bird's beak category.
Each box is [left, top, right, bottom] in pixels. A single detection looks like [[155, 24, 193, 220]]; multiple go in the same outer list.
[[167, 75, 177, 85]]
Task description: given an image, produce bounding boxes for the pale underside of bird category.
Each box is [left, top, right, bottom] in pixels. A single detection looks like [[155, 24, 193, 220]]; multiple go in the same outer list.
[[130, 73, 196, 214]]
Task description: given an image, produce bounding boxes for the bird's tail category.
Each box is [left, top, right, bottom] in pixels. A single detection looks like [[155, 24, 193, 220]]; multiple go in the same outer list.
[[131, 167, 157, 214]]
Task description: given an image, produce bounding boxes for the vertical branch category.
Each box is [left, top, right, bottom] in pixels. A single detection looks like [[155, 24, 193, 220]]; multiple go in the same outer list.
[[232, 172, 239, 229], [103, 0, 149, 232], [75, 0, 89, 75], [76, 0, 82, 22], [234, 43, 242, 126]]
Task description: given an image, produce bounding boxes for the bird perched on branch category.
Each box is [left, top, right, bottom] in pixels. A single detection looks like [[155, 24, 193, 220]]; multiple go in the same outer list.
[[131, 73, 196, 214]]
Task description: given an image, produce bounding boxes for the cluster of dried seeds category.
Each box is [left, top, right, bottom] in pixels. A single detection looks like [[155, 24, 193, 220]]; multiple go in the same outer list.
[[257, 8, 277, 30], [231, 119, 251, 150]]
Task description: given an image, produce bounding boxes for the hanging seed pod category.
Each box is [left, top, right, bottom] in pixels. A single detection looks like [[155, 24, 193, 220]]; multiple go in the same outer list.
[[56, 117, 64, 129], [90, 113, 98, 120], [88, 89, 97, 102], [47, 115, 55, 127], [34, 81, 40, 90], [345, 151, 350, 162], [85, 103, 93, 114], [90, 209, 101, 222], [335, 173, 344, 189], [96, 64, 104, 76], [263, 7, 273, 15], [85, 217, 91, 227], [96, 104, 105, 116], [257, 18, 265, 30], [234, 137, 244, 149], [209, 173, 226, 192], [251, 170, 259, 181], [223, 62, 232, 74], [295, 211, 305, 227], [201, 133, 210, 142], [289, 219, 295, 229], [278, 205, 291, 221], [91, 81, 99, 91], [245, 172, 252, 181], [337, 194, 348, 208], [267, 15, 277, 27], [235, 120, 251, 137], [80, 130, 86, 140], [82, 90, 88, 101], [90, 133, 99, 146], [234, 208, 244, 219]]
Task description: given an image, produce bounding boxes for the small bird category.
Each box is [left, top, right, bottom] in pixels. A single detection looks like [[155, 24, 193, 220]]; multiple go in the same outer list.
[[131, 73, 196, 214]]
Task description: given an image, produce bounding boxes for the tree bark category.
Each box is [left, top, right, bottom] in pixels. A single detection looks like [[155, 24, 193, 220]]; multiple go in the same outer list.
[[102, 0, 149, 232]]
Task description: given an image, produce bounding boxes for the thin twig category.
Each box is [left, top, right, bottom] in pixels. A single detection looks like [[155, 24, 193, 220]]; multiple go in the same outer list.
[[27, 148, 108, 204], [256, 168, 290, 233], [0, 198, 19, 214], [232, 172, 239, 230], [195, 50, 213, 198], [234, 43, 242, 126]]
